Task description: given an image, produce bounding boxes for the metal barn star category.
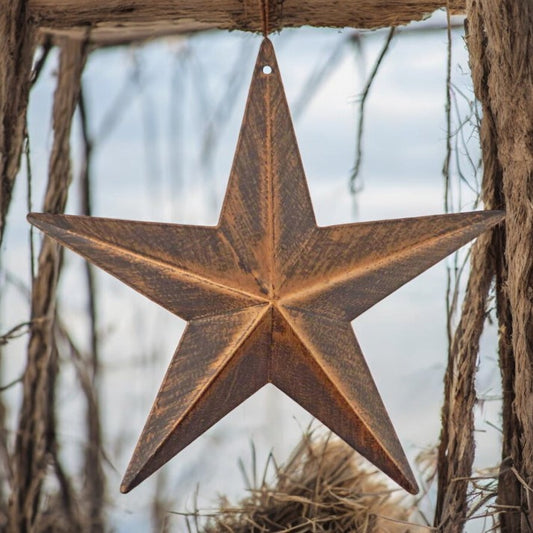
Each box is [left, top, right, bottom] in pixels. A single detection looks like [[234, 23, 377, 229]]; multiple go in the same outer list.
[[28, 39, 503, 495]]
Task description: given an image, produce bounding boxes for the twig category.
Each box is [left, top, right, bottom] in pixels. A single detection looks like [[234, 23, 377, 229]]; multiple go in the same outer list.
[[442, 4, 453, 214], [78, 87, 99, 379], [0, 376, 23, 392], [23, 128, 35, 284], [4, 271, 31, 301], [95, 54, 139, 143], [78, 84, 106, 533], [350, 27, 396, 196], [200, 40, 251, 209], [0, 321, 31, 346], [133, 51, 163, 205], [168, 46, 188, 214], [54, 320, 118, 475], [443, 3, 456, 361], [30, 36, 52, 87]]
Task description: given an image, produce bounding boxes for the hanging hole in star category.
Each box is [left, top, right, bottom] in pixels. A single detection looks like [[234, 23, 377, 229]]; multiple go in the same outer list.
[[263, 65, 272, 75]]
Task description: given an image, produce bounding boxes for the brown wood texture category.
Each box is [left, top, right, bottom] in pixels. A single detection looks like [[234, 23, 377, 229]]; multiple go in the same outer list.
[[465, 1, 533, 530], [9, 38, 88, 532], [29, 0, 465, 46], [28, 38, 503, 495], [0, 0, 36, 244]]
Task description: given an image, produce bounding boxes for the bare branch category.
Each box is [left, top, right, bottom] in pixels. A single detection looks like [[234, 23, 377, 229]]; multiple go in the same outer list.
[[350, 27, 395, 196]]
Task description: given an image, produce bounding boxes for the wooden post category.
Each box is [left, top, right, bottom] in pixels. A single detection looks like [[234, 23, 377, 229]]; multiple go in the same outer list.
[[466, 1, 533, 530], [0, 0, 35, 245], [27, 0, 465, 45], [435, 235, 498, 532]]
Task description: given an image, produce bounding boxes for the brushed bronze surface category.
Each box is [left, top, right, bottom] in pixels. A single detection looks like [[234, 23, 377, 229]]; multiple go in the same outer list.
[[28, 38, 504, 495]]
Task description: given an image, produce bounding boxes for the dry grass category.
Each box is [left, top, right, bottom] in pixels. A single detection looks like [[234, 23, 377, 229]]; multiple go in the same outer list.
[[190, 432, 417, 533]]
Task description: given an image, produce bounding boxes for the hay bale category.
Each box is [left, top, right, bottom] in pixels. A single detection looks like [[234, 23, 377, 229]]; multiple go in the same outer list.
[[200, 433, 413, 532]]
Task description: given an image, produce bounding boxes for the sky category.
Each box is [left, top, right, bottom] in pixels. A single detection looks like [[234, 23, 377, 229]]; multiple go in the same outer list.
[[0, 10, 502, 531]]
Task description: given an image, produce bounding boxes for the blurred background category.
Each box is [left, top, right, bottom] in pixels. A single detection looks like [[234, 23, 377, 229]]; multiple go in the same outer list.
[[0, 10, 502, 530]]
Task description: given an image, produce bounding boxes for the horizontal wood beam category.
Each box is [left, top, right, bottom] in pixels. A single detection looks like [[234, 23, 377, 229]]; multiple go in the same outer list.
[[29, 0, 466, 46]]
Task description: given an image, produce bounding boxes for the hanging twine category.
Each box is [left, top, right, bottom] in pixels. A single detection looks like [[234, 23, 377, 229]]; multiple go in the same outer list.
[[468, 1, 533, 530], [261, 0, 270, 37], [436, 1, 533, 531]]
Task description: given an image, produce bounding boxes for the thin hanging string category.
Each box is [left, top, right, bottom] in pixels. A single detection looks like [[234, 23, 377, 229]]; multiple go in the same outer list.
[[261, 0, 270, 37]]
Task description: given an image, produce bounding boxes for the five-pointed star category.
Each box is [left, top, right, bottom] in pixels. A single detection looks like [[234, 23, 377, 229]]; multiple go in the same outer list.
[[29, 39, 503, 495]]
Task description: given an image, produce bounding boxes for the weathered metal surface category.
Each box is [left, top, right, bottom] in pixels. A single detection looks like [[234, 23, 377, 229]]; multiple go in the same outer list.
[[28, 38, 504, 495]]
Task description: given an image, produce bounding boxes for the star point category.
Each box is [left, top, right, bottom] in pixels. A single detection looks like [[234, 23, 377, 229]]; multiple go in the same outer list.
[[28, 38, 504, 495]]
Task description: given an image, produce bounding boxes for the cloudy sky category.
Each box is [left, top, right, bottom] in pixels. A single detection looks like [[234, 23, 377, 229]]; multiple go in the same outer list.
[[1, 10, 502, 530]]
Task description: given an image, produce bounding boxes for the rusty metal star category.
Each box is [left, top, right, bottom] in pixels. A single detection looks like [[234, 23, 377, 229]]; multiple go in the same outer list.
[[28, 38, 503, 495]]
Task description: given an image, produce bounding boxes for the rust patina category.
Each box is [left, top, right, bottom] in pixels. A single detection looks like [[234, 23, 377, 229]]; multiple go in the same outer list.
[[29, 39, 503, 494]]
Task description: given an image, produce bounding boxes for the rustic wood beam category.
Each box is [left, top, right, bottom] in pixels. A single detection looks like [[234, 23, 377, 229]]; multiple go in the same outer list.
[[29, 0, 466, 46]]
